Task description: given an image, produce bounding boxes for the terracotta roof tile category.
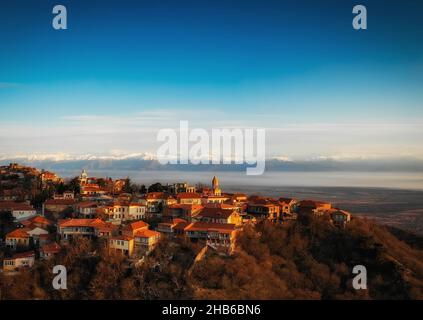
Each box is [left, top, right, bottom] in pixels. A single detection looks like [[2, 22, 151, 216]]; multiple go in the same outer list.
[[126, 220, 149, 230], [6, 228, 30, 238], [177, 192, 202, 199], [12, 251, 35, 259], [134, 229, 161, 238], [45, 199, 76, 206], [58, 218, 106, 228], [41, 242, 61, 254]]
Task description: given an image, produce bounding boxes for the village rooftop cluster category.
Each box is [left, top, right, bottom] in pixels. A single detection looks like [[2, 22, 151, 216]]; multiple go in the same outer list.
[[0, 163, 351, 273]]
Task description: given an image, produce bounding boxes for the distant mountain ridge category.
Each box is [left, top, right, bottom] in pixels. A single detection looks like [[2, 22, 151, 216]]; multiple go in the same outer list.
[[1, 156, 423, 172]]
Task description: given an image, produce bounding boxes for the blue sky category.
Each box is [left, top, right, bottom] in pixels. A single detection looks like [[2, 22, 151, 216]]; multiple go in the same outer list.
[[0, 0, 422, 159]]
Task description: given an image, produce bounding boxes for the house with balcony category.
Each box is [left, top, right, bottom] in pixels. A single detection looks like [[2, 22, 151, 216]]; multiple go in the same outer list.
[[201, 195, 230, 205], [176, 192, 202, 205], [184, 222, 237, 254], [194, 207, 243, 226], [122, 220, 149, 237], [134, 229, 161, 255], [247, 198, 281, 221], [108, 236, 134, 257], [57, 218, 112, 240], [167, 182, 196, 194], [139, 192, 175, 215], [164, 203, 204, 221], [127, 203, 147, 220], [75, 201, 99, 218], [80, 184, 109, 198], [157, 218, 189, 238], [100, 202, 147, 224]]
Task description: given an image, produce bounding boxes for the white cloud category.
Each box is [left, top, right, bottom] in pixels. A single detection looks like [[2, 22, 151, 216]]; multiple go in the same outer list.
[[1, 112, 423, 160]]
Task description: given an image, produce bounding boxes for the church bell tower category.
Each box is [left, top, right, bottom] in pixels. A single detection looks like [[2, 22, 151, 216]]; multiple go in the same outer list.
[[212, 175, 221, 196]]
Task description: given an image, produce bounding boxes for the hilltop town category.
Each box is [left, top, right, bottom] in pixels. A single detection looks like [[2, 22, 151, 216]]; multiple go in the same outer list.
[[1, 163, 423, 300], [0, 162, 352, 272]]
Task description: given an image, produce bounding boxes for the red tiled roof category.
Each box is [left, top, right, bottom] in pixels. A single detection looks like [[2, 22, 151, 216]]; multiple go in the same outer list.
[[185, 222, 236, 233], [249, 202, 278, 207], [204, 203, 237, 210], [21, 215, 53, 226], [96, 224, 115, 233], [196, 207, 236, 219], [110, 235, 133, 241], [111, 201, 129, 206], [45, 199, 76, 206], [168, 204, 203, 211], [6, 228, 30, 238], [31, 215, 52, 224], [134, 229, 161, 238], [204, 195, 228, 199], [82, 187, 101, 192], [0, 201, 35, 211], [41, 242, 61, 254], [177, 192, 202, 199], [144, 192, 166, 199], [230, 193, 248, 198], [58, 218, 106, 228], [83, 183, 100, 188], [12, 251, 35, 259], [126, 220, 149, 230], [76, 201, 98, 208], [159, 218, 188, 228]]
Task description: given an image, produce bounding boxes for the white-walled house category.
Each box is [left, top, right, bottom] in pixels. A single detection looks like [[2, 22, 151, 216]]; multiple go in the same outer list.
[[0, 201, 37, 221], [101, 202, 146, 224], [76, 201, 100, 218], [134, 229, 161, 254], [128, 203, 146, 220], [3, 251, 35, 272], [27, 227, 49, 245]]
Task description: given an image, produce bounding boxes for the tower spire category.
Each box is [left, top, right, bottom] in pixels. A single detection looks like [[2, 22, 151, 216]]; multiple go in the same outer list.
[[212, 176, 221, 196]]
